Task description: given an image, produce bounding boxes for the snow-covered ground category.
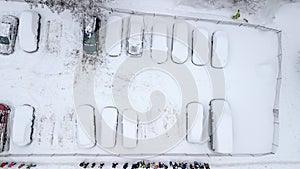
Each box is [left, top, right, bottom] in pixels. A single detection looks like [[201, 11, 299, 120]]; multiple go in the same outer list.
[[0, 0, 299, 169], [0, 0, 82, 153]]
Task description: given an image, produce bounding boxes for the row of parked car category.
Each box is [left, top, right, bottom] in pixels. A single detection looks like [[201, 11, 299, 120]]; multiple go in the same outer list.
[[0, 11, 40, 55], [103, 15, 229, 68]]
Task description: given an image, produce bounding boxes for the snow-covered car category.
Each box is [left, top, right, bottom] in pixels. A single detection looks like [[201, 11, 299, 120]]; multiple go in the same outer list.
[[192, 28, 210, 66], [0, 15, 18, 55], [122, 110, 138, 148], [19, 11, 40, 52], [105, 15, 122, 57], [12, 104, 35, 146], [151, 23, 169, 63], [83, 17, 100, 54], [100, 107, 118, 148], [127, 33, 143, 56], [126, 16, 144, 56], [0, 103, 11, 152], [211, 31, 229, 68], [76, 104, 96, 149], [171, 22, 189, 64], [186, 102, 204, 144], [210, 99, 233, 154]]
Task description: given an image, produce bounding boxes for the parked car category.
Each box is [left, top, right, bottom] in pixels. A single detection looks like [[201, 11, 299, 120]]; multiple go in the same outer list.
[[126, 16, 144, 56], [19, 11, 40, 52], [0, 15, 18, 55], [171, 22, 189, 64], [105, 15, 122, 57], [76, 104, 96, 149], [211, 31, 229, 69], [151, 22, 168, 63], [210, 99, 233, 154], [12, 104, 35, 146], [100, 106, 118, 148], [0, 103, 11, 152], [83, 17, 100, 54]]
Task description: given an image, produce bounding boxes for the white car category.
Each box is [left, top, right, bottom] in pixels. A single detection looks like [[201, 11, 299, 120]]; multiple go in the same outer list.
[[127, 16, 144, 56], [12, 104, 35, 146], [210, 99, 233, 154], [76, 104, 96, 149], [171, 22, 189, 63], [186, 102, 204, 144], [105, 16, 122, 57], [100, 107, 118, 148], [211, 31, 229, 68], [19, 11, 40, 52], [151, 23, 169, 63], [0, 15, 18, 55]]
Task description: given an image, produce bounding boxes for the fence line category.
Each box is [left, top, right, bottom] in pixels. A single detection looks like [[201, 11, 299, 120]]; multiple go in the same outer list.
[[0, 152, 274, 157], [101, 6, 281, 33]]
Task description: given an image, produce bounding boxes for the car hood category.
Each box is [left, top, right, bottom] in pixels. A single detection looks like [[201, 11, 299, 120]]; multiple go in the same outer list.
[[0, 43, 11, 54]]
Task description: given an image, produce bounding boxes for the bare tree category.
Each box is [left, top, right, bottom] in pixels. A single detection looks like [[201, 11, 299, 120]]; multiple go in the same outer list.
[[179, 0, 277, 14], [233, 0, 269, 13]]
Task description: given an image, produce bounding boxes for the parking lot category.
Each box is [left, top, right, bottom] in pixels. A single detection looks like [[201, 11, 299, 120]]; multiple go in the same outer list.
[[0, 1, 281, 157], [82, 13, 281, 155]]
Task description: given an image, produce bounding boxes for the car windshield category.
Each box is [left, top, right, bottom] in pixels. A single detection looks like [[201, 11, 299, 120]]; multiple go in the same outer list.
[[0, 36, 9, 45]]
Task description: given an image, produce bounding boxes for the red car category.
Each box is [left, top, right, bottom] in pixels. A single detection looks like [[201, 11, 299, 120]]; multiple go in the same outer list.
[[0, 103, 10, 152]]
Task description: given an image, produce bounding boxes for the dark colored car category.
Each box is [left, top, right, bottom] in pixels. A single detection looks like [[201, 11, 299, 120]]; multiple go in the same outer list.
[[0, 103, 10, 152], [83, 17, 100, 54]]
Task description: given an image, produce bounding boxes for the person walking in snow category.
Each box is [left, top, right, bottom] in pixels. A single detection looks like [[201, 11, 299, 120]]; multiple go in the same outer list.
[[182, 163, 187, 169], [98, 163, 104, 169], [83, 163, 89, 169], [123, 163, 128, 169], [132, 163, 139, 169], [173, 162, 178, 169], [178, 163, 183, 169], [18, 163, 25, 169], [150, 162, 155, 169], [203, 163, 210, 169], [26, 164, 36, 169], [135, 162, 140, 168], [0, 162, 8, 168], [169, 162, 173, 168], [91, 163, 96, 168], [8, 162, 16, 168], [193, 161, 199, 169], [146, 162, 150, 169], [232, 10, 241, 19], [141, 161, 146, 168], [112, 163, 118, 169], [79, 162, 85, 167]]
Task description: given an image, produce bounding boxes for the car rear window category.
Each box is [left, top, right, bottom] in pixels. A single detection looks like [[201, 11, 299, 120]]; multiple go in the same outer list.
[[0, 36, 9, 45]]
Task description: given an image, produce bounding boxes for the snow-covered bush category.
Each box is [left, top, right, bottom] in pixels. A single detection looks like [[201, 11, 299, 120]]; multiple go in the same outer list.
[[232, 0, 269, 14], [25, 0, 109, 20]]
